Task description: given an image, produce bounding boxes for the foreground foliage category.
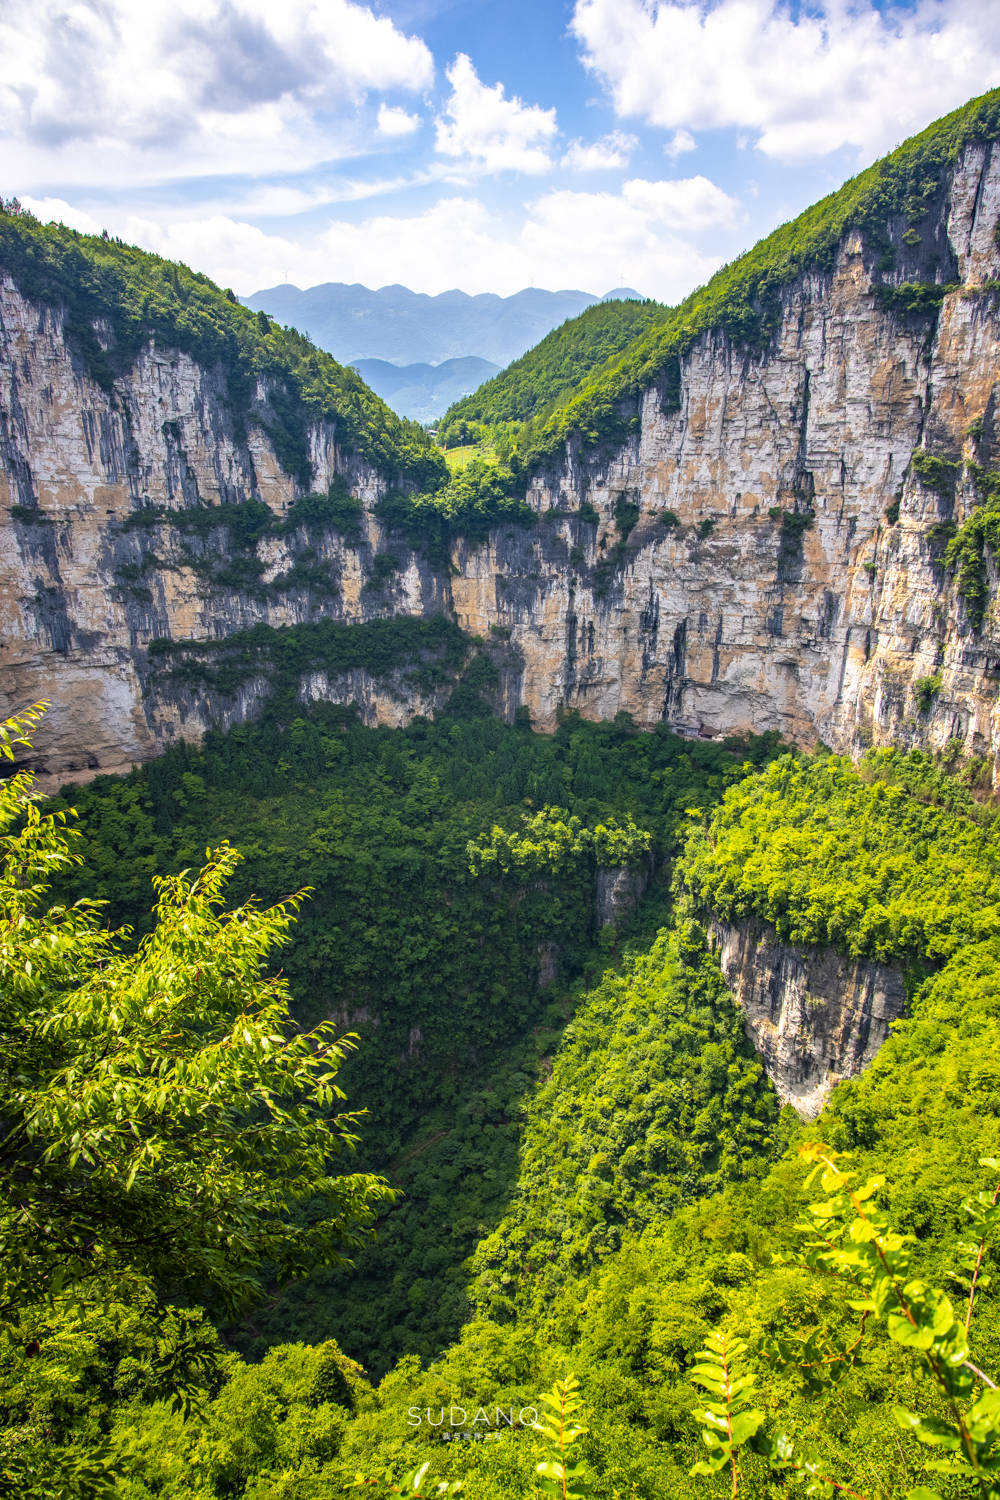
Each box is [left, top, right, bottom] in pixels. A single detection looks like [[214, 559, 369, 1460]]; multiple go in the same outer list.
[[9, 717, 1000, 1497], [0, 708, 390, 1494], [693, 1144, 1000, 1498]]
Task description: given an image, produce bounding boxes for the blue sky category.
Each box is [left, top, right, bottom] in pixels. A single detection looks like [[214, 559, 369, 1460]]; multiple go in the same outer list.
[[4, 0, 1000, 302]]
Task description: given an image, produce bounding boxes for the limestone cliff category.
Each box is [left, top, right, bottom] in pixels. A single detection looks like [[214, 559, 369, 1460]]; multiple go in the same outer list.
[[708, 918, 908, 1115], [450, 139, 1000, 771], [4, 135, 1000, 783]]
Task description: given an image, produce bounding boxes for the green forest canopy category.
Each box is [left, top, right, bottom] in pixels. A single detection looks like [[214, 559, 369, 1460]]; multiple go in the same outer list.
[[437, 298, 665, 446], [6, 695, 1000, 1497], [46, 705, 776, 1378]]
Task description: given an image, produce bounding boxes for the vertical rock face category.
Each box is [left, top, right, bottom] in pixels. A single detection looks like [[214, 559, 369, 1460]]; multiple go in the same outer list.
[[452, 141, 1000, 771], [0, 278, 448, 778], [595, 858, 652, 928], [3, 142, 1000, 781], [708, 918, 908, 1115]]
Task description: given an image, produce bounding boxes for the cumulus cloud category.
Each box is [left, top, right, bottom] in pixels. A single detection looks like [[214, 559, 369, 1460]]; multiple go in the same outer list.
[[22, 172, 739, 303], [18, 197, 102, 236], [665, 129, 696, 158], [617, 175, 739, 230], [562, 131, 637, 171], [434, 54, 558, 174], [0, 0, 434, 188], [377, 103, 421, 137], [571, 0, 1000, 161]]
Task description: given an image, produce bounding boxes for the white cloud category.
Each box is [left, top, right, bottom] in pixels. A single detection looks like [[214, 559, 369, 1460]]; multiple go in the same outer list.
[[521, 183, 727, 297], [618, 175, 740, 230], [665, 128, 695, 158], [562, 131, 637, 171], [378, 103, 421, 137], [0, 0, 434, 189], [434, 54, 558, 174], [21, 173, 738, 303], [572, 0, 1000, 161], [18, 197, 103, 236]]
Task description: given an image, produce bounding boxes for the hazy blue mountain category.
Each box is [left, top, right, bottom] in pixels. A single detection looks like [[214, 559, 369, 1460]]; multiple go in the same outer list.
[[242, 281, 643, 367], [350, 355, 501, 426]]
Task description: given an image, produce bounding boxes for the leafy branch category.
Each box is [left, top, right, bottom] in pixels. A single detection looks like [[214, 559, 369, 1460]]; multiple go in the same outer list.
[[533, 1374, 591, 1499], [689, 1145, 1000, 1499]]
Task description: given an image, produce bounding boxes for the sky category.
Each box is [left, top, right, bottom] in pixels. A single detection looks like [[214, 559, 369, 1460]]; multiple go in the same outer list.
[[3, 0, 1000, 304]]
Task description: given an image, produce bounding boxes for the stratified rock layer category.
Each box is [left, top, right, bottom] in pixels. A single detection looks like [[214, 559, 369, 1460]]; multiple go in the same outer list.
[[4, 142, 1000, 782]]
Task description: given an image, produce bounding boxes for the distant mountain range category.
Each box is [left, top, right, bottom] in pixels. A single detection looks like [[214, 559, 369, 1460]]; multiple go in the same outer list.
[[350, 356, 500, 427], [241, 281, 643, 423]]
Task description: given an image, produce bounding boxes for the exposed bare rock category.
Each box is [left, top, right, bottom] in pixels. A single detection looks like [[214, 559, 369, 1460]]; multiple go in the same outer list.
[[595, 859, 652, 928], [4, 141, 1000, 781], [709, 917, 908, 1115]]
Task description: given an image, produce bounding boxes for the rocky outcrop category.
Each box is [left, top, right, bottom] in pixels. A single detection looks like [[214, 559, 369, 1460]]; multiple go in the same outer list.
[[0, 281, 452, 779], [595, 858, 651, 927], [709, 918, 908, 1115], [4, 141, 1000, 782]]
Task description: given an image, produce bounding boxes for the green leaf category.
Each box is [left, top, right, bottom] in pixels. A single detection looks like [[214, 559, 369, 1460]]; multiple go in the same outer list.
[[888, 1313, 935, 1350], [893, 1409, 962, 1450], [730, 1409, 765, 1444]]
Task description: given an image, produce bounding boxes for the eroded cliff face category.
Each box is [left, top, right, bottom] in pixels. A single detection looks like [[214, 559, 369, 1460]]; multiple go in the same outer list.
[[452, 141, 1000, 771], [709, 918, 908, 1115], [0, 283, 450, 778], [4, 141, 1000, 782]]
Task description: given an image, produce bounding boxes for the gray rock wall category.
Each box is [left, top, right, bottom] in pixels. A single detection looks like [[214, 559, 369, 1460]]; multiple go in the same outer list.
[[4, 141, 1000, 783], [709, 917, 908, 1114]]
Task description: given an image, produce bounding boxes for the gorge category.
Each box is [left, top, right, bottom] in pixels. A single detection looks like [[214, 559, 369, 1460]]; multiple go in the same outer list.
[[4, 92, 1000, 1500], [4, 107, 1000, 789]]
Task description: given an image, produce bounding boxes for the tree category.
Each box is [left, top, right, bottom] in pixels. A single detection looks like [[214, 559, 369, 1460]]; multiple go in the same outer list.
[[0, 704, 392, 1317]]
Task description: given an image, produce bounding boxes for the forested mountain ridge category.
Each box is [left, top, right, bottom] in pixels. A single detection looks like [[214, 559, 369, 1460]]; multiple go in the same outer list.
[[436, 297, 664, 445], [241, 282, 640, 367], [5, 94, 1000, 786], [0, 206, 443, 493]]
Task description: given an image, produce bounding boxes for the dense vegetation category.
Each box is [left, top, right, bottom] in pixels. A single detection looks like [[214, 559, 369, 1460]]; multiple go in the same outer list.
[[943, 462, 1000, 630], [438, 299, 664, 446], [681, 748, 1000, 962], [470, 921, 780, 1323], [319, 745, 1000, 1497], [146, 613, 473, 710], [46, 704, 776, 1378], [0, 200, 444, 492], [0, 706, 390, 1495], [9, 725, 1000, 1498]]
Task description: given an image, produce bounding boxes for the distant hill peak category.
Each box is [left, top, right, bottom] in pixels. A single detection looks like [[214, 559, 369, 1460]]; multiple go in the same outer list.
[[350, 355, 501, 425], [241, 281, 646, 369]]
